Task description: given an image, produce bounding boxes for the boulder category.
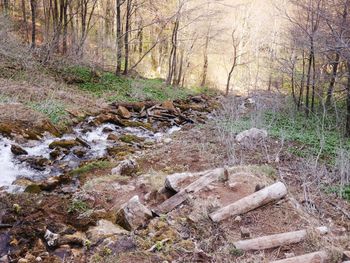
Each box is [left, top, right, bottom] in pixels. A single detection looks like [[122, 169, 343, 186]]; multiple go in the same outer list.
[[86, 220, 128, 244], [236, 128, 268, 143], [49, 149, 61, 159], [57, 232, 86, 246], [49, 140, 79, 149], [111, 159, 139, 177], [107, 145, 134, 156], [41, 120, 61, 137], [117, 106, 132, 119], [115, 196, 153, 231], [24, 157, 50, 171], [11, 145, 28, 155], [44, 229, 59, 247], [73, 148, 87, 158], [94, 113, 121, 125], [24, 184, 41, 194], [119, 134, 144, 144], [162, 100, 177, 113], [107, 134, 118, 141]]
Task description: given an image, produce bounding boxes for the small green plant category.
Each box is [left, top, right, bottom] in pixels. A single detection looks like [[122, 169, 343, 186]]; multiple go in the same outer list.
[[154, 241, 164, 251], [68, 200, 90, 213], [69, 160, 113, 176], [84, 239, 92, 250], [229, 247, 244, 257], [100, 246, 112, 256], [13, 203, 21, 214]]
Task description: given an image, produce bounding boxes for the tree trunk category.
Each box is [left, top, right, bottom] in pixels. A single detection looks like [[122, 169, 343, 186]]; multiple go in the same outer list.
[[305, 48, 313, 117], [346, 61, 350, 137], [311, 51, 316, 112], [298, 51, 306, 109], [115, 0, 123, 75], [325, 53, 340, 107], [62, 0, 68, 54], [30, 0, 36, 49], [21, 0, 29, 42], [166, 16, 180, 85], [123, 0, 132, 75], [201, 30, 210, 87]]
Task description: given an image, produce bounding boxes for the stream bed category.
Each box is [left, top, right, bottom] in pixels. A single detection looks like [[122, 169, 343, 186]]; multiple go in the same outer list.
[[0, 118, 180, 191]]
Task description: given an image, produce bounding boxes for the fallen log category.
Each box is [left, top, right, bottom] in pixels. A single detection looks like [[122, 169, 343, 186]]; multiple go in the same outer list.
[[209, 181, 287, 222], [234, 226, 328, 251], [165, 170, 209, 192], [154, 168, 225, 215], [270, 251, 329, 263]]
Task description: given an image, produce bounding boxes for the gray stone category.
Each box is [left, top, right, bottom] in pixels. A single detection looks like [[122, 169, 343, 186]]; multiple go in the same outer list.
[[236, 128, 267, 143], [115, 195, 153, 231], [87, 220, 128, 244]]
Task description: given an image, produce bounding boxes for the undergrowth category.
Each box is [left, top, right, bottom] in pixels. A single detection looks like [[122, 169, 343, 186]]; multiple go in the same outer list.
[[62, 66, 215, 102]]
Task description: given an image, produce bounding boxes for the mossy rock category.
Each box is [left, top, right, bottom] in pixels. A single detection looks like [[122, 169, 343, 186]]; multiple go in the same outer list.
[[119, 134, 145, 144], [49, 139, 80, 149], [107, 145, 135, 156], [40, 120, 61, 137], [119, 120, 154, 131], [0, 123, 14, 137], [24, 184, 42, 194]]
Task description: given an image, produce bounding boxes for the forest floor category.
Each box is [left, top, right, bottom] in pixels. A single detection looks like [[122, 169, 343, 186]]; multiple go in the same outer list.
[[0, 86, 349, 262], [0, 38, 350, 262]]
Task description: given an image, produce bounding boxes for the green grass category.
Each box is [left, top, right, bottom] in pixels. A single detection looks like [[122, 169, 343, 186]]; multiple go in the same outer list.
[[63, 66, 216, 103], [27, 100, 67, 124], [69, 160, 113, 176], [323, 185, 350, 201], [217, 107, 350, 161], [265, 111, 350, 158]]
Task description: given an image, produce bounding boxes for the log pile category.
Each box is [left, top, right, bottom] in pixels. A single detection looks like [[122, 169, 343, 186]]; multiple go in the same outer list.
[[109, 95, 218, 128]]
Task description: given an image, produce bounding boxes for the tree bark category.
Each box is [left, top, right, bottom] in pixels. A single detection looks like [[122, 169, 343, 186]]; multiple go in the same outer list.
[[233, 227, 328, 251], [166, 16, 180, 85], [270, 251, 328, 263], [123, 0, 132, 75], [115, 0, 123, 75], [30, 0, 37, 49], [325, 53, 340, 107], [305, 48, 313, 116], [21, 0, 29, 42], [346, 61, 350, 137]]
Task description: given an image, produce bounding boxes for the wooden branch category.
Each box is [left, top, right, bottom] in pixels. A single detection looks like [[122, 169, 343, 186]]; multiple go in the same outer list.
[[234, 226, 328, 251], [270, 251, 329, 263], [209, 182, 287, 222], [154, 168, 225, 215]]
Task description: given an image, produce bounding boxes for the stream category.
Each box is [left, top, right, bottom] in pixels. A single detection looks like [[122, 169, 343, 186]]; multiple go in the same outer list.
[[0, 117, 181, 192]]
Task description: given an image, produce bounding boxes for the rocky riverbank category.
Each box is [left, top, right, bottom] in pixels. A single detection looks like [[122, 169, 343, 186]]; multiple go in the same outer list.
[[0, 95, 221, 262]]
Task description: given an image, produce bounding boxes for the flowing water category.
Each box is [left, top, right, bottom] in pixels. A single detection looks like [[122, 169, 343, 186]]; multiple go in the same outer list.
[[0, 120, 180, 191]]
